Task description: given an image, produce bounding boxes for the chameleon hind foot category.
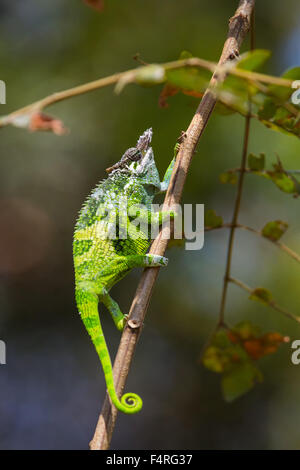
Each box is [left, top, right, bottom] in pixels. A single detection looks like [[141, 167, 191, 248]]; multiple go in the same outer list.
[[101, 290, 127, 331], [117, 313, 129, 331]]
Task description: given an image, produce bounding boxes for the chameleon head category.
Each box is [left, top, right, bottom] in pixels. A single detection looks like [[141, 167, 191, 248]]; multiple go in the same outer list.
[[136, 127, 153, 153], [106, 128, 161, 190], [128, 128, 161, 190]]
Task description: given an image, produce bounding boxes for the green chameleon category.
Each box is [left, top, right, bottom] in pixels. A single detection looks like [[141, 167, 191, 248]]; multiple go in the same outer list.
[[73, 128, 177, 414]]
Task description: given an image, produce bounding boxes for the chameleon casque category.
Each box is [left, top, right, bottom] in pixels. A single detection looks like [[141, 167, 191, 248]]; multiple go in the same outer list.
[[73, 129, 176, 414]]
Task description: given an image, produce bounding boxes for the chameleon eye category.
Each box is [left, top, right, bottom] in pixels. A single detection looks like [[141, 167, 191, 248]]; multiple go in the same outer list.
[[128, 149, 142, 162]]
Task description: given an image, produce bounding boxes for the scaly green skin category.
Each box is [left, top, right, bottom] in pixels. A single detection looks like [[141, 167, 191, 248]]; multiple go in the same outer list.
[[73, 129, 176, 414]]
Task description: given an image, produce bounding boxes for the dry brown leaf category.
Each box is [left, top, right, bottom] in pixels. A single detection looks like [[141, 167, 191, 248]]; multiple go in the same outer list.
[[29, 112, 67, 135]]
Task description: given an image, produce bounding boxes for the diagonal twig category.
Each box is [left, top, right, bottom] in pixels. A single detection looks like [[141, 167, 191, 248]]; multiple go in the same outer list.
[[0, 59, 292, 129], [2, 11, 297, 131], [237, 224, 300, 264], [89, 0, 256, 451], [218, 112, 252, 327], [229, 276, 300, 323], [205, 223, 300, 265]]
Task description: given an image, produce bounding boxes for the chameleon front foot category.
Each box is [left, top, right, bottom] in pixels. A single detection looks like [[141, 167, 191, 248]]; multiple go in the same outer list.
[[116, 314, 128, 331], [143, 254, 168, 267], [101, 291, 128, 331]]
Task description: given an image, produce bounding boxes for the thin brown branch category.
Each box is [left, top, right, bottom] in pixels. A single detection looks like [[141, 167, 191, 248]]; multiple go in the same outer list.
[[205, 223, 300, 265], [225, 167, 300, 176], [218, 114, 251, 326], [89, 0, 256, 451], [229, 276, 300, 323], [237, 224, 300, 264], [1, 60, 292, 127], [2, 19, 296, 129], [218, 6, 254, 327], [275, 240, 300, 263]]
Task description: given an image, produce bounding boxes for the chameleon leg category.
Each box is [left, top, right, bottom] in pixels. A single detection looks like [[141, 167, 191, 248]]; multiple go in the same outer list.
[[101, 291, 126, 331], [75, 285, 142, 414], [159, 158, 175, 192], [158, 141, 181, 193], [98, 254, 168, 330], [126, 253, 169, 268], [129, 207, 176, 225]]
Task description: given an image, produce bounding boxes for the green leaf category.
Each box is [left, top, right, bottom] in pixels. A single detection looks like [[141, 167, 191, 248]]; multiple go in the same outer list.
[[222, 362, 263, 402], [202, 328, 247, 374], [214, 82, 254, 116], [232, 321, 261, 340], [216, 51, 271, 110], [258, 98, 278, 120], [202, 328, 231, 374], [258, 101, 300, 139], [282, 67, 300, 80], [260, 118, 300, 139], [262, 220, 288, 242], [214, 101, 237, 115], [249, 287, 272, 305], [249, 156, 300, 196], [165, 51, 210, 94], [218, 63, 300, 138], [248, 153, 265, 171], [203, 322, 288, 401], [237, 49, 271, 71], [202, 346, 229, 373], [268, 67, 300, 101], [204, 209, 223, 228], [213, 328, 232, 349], [269, 171, 296, 194], [165, 50, 211, 92], [166, 66, 210, 94], [219, 171, 238, 184]]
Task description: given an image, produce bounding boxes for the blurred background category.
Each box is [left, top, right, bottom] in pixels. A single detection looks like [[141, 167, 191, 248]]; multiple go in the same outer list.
[[0, 0, 300, 450]]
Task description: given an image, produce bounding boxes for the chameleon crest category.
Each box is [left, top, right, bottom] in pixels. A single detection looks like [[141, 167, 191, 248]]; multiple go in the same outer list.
[[73, 129, 176, 413]]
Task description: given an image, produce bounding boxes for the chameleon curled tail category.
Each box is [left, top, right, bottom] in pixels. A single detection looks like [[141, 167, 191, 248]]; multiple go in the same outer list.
[[76, 288, 143, 414]]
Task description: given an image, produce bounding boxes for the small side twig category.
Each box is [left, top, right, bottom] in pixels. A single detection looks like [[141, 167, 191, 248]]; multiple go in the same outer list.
[[206, 223, 300, 265], [237, 224, 300, 264], [1, 12, 296, 130], [229, 276, 300, 323], [89, 0, 255, 451], [224, 167, 300, 176]]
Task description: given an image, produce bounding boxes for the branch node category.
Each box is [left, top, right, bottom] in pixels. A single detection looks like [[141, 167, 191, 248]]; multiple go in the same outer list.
[[127, 319, 142, 330]]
